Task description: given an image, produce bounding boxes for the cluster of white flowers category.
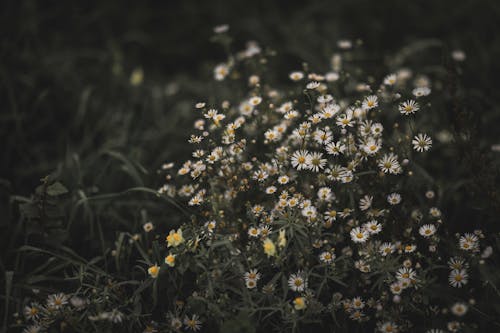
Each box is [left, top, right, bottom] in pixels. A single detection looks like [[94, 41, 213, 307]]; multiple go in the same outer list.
[[153, 36, 493, 331], [20, 32, 492, 333]]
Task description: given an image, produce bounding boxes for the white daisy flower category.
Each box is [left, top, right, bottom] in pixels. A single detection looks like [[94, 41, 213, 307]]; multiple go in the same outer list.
[[449, 269, 468, 288], [364, 220, 382, 234], [317, 187, 333, 201], [259, 225, 272, 238], [448, 257, 468, 270], [248, 227, 260, 238], [47, 293, 68, 310], [313, 129, 333, 145], [322, 104, 340, 118], [243, 269, 261, 289], [277, 175, 290, 185], [378, 322, 398, 333], [387, 193, 402, 205], [291, 150, 311, 170], [319, 251, 336, 264], [249, 96, 262, 106], [362, 138, 381, 155], [419, 224, 437, 238], [451, 50, 466, 62], [301, 206, 318, 219], [288, 271, 307, 291], [362, 95, 378, 110], [239, 101, 254, 116], [378, 153, 402, 174], [371, 123, 384, 136], [359, 195, 373, 211], [184, 314, 202, 331], [337, 39, 352, 49], [23, 303, 41, 321], [325, 141, 346, 155], [336, 110, 354, 128], [412, 87, 431, 97], [306, 81, 320, 89], [245, 279, 258, 289], [317, 94, 333, 103], [412, 133, 432, 152], [351, 297, 365, 309], [450, 302, 468, 316], [390, 281, 404, 294], [307, 152, 327, 172], [265, 186, 277, 194], [252, 170, 269, 182], [284, 110, 300, 120], [214, 63, 229, 81], [380, 242, 395, 256], [350, 227, 369, 243], [264, 129, 280, 142], [213, 24, 229, 33], [204, 220, 217, 234], [396, 267, 416, 283], [289, 71, 304, 81], [459, 233, 479, 251], [399, 99, 420, 115], [325, 72, 339, 82], [383, 74, 397, 86], [324, 210, 338, 222]]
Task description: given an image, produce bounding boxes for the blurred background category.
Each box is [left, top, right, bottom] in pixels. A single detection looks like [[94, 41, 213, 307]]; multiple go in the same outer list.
[[1, 0, 500, 195], [1, 0, 499, 330]]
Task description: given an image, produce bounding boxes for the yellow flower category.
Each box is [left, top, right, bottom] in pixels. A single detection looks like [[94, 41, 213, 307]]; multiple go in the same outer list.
[[165, 254, 176, 267], [166, 228, 184, 247], [278, 229, 287, 248], [293, 297, 306, 310], [148, 264, 160, 278], [263, 238, 276, 257], [130, 68, 144, 86]]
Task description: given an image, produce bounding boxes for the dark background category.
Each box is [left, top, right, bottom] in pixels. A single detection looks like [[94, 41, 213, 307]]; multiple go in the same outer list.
[[1, 0, 500, 195]]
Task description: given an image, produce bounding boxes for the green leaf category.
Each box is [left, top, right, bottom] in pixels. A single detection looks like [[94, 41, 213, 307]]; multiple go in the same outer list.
[[46, 182, 68, 196], [220, 312, 256, 333]]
